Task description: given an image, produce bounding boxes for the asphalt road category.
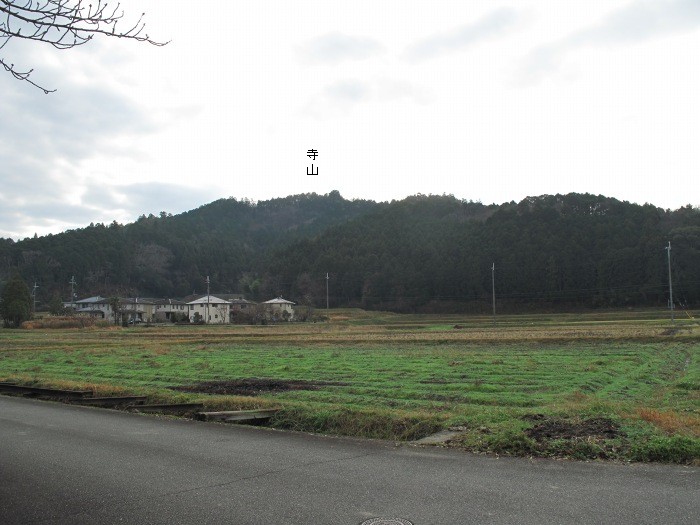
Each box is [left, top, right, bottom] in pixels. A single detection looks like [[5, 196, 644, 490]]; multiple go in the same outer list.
[[1, 396, 697, 525]]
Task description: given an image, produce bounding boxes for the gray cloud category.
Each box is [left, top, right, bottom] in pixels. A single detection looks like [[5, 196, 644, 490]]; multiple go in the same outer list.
[[0, 179, 220, 239], [7, 200, 100, 227], [0, 41, 157, 238], [304, 77, 428, 118], [404, 7, 518, 62], [572, 0, 700, 44], [2, 81, 152, 156], [376, 78, 432, 105], [520, 0, 700, 82], [324, 79, 370, 103], [0, 182, 111, 239], [298, 32, 384, 64], [102, 183, 220, 218]]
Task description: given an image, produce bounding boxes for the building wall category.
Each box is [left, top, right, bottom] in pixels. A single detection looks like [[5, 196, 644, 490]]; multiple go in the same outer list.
[[266, 303, 295, 320], [188, 303, 230, 324], [74, 302, 112, 319], [154, 303, 187, 321], [119, 302, 157, 323]]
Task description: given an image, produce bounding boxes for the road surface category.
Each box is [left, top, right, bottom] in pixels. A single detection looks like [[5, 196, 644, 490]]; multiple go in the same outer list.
[[1, 396, 697, 524]]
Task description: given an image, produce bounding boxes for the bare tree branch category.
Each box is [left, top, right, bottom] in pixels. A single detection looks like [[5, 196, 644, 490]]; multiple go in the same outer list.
[[0, 0, 167, 93], [0, 56, 54, 92]]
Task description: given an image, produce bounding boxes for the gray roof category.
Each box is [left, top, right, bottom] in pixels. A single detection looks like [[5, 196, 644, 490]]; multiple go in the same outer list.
[[186, 295, 231, 305], [74, 296, 106, 304], [214, 294, 246, 301], [263, 297, 295, 305], [154, 298, 186, 305], [230, 298, 256, 305], [120, 298, 156, 305]]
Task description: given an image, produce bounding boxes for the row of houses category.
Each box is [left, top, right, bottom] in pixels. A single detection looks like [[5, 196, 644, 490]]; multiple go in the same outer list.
[[64, 295, 296, 324]]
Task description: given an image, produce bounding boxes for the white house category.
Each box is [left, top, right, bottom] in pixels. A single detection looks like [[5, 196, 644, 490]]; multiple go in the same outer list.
[[66, 296, 158, 323], [120, 298, 156, 323], [66, 296, 111, 318], [66, 294, 247, 325], [154, 298, 188, 322], [262, 297, 295, 320], [186, 295, 231, 324]]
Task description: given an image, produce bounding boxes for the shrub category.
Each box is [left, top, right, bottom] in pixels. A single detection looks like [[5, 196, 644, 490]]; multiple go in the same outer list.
[[548, 437, 610, 460], [630, 435, 700, 464], [482, 429, 539, 456]]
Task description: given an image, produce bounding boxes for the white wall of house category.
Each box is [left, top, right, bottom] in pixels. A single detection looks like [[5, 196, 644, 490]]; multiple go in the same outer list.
[[154, 302, 187, 321], [69, 297, 112, 319], [120, 301, 157, 323], [69, 295, 241, 325], [262, 297, 295, 320], [186, 296, 231, 324]]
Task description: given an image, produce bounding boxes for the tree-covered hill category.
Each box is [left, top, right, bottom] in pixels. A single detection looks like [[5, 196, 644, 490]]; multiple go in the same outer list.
[[0, 191, 379, 302], [263, 193, 700, 312], [1, 191, 698, 312]]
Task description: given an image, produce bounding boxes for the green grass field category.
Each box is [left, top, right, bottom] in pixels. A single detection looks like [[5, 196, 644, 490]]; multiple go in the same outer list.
[[1, 309, 698, 463]]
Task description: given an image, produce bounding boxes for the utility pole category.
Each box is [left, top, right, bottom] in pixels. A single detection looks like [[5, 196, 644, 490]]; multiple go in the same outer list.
[[665, 241, 674, 323], [326, 272, 329, 310], [206, 275, 211, 324], [491, 262, 496, 324], [69, 276, 76, 309], [32, 282, 38, 315]]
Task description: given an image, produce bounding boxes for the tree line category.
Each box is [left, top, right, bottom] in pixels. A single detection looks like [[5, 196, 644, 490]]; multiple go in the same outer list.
[[1, 191, 698, 314]]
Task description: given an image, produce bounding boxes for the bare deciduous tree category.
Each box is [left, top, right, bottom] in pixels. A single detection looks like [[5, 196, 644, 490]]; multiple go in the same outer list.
[[0, 0, 166, 93]]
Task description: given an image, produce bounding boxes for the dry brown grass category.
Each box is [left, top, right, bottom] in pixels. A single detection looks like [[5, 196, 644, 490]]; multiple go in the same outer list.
[[21, 317, 112, 330], [637, 409, 700, 437], [153, 345, 172, 356]]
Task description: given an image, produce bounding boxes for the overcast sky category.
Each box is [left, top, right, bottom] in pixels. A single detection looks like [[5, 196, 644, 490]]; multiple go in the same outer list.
[[1, 0, 699, 239]]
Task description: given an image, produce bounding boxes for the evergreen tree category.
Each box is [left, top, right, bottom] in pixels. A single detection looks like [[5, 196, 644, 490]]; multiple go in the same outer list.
[[48, 291, 64, 315], [1, 273, 32, 327], [109, 297, 122, 325]]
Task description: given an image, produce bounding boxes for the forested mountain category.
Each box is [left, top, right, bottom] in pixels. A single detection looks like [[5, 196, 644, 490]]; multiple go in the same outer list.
[[0, 191, 379, 302], [266, 193, 700, 311], [1, 191, 698, 312]]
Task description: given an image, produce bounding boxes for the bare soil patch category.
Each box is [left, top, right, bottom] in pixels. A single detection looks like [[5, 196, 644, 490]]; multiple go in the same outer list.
[[172, 378, 347, 396], [525, 416, 622, 441]]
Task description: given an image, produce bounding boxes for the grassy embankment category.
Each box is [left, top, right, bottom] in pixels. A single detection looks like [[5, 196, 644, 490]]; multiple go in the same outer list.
[[1, 309, 698, 463]]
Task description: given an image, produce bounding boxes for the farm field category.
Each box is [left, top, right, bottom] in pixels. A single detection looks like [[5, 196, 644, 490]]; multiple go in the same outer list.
[[1, 309, 699, 463]]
